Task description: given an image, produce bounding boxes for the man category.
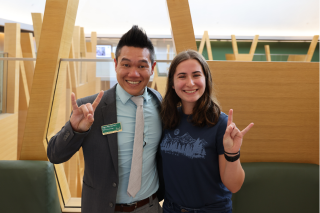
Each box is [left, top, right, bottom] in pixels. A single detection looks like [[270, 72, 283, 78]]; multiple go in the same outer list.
[[47, 26, 164, 213]]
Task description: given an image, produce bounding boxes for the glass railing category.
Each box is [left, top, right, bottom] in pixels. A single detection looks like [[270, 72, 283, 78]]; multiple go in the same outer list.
[[253, 54, 290, 61], [0, 56, 36, 114]]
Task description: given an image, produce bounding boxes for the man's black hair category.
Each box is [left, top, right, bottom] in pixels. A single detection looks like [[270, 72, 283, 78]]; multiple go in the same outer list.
[[115, 25, 155, 64]]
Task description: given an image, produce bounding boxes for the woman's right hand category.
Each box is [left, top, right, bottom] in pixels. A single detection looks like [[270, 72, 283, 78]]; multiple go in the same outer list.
[[70, 91, 104, 132]]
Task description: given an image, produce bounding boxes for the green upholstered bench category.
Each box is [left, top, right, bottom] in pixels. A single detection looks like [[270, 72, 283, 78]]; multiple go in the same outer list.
[[232, 162, 319, 213], [0, 160, 61, 213]]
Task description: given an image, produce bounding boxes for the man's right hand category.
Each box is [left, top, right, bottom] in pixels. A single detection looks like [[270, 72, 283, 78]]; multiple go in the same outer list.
[[70, 91, 104, 132]]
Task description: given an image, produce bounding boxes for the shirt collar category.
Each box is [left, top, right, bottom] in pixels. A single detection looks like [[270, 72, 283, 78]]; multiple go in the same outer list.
[[116, 84, 150, 104]]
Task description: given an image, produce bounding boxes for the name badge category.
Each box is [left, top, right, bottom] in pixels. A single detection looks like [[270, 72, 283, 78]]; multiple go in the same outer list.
[[101, 123, 122, 135]]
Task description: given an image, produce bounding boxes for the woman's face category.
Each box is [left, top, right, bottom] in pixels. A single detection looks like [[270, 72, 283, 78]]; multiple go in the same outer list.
[[172, 59, 206, 112]]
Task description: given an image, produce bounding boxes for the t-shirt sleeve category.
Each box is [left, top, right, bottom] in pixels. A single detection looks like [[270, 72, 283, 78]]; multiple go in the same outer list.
[[216, 114, 228, 155]]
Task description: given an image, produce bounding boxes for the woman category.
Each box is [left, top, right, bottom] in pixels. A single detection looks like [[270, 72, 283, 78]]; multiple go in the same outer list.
[[160, 50, 254, 213]]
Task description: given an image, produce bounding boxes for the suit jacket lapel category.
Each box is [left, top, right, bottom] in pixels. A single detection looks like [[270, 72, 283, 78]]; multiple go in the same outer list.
[[101, 85, 118, 176]]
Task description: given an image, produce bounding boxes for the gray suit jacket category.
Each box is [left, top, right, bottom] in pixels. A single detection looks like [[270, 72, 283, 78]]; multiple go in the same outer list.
[[47, 84, 164, 213]]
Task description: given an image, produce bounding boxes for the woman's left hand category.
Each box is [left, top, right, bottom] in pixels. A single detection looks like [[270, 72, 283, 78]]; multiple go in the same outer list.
[[223, 109, 254, 153]]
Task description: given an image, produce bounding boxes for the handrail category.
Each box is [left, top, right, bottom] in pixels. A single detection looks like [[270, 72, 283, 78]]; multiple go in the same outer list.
[[0, 58, 36, 61]]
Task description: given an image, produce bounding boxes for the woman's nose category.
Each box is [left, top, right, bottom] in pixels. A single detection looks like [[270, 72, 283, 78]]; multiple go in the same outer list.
[[186, 77, 195, 86]]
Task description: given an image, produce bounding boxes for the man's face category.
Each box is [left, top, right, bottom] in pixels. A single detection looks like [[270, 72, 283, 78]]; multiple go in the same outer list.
[[115, 46, 156, 96]]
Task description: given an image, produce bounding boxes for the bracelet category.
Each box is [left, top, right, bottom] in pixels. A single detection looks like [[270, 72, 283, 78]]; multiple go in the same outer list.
[[224, 151, 240, 155], [224, 151, 240, 162]]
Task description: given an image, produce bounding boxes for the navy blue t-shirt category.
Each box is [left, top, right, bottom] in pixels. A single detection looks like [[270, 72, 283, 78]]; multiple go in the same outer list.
[[160, 109, 232, 212]]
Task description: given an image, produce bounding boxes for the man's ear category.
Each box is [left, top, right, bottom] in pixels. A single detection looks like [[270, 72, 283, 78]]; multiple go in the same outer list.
[[114, 58, 118, 72], [151, 61, 156, 75]]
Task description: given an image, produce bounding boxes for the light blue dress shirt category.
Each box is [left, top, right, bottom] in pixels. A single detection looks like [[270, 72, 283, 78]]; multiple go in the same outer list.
[[115, 84, 162, 204]]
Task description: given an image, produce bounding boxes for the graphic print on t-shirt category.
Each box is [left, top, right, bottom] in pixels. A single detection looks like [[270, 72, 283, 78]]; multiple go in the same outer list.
[[161, 130, 207, 159]]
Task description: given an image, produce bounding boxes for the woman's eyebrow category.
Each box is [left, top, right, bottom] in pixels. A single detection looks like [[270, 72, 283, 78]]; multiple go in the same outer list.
[[192, 71, 202, 74]]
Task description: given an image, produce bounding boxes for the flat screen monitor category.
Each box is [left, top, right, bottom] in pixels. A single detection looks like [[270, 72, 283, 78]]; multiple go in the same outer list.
[[96, 45, 112, 58]]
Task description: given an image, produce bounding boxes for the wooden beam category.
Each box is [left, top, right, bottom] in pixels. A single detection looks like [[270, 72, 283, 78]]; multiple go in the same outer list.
[[249, 35, 259, 55], [166, 0, 197, 54], [306, 35, 319, 62], [264, 45, 271, 62], [231, 35, 238, 55], [205, 31, 213, 60], [31, 13, 43, 52], [198, 31, 207, 54], [20, 0, 79, 161]]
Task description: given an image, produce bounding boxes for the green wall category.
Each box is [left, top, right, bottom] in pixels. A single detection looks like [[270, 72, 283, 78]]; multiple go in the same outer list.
[[196, 41, 319, 62]]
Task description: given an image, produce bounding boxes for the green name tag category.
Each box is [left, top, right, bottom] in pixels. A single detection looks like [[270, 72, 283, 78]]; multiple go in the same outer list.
[[101, 123, 122, 135]]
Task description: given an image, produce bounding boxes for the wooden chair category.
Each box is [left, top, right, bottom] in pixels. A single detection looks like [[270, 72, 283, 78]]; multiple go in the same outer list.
[[198, 31, 213, 60], [226, 35, 259, 61], [287, 35, 319, 62]]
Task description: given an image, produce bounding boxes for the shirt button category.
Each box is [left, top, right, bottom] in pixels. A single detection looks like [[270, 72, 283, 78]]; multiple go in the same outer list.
[[112, 183, 117, 187], [109, 202, 113, 207]]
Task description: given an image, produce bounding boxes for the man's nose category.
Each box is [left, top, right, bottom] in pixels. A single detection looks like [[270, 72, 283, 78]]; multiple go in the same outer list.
[[128, 68, 140, 77]]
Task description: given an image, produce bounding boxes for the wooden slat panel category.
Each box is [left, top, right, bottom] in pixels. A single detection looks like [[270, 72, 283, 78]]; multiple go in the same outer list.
[[80, 27, 86, 57], [73, 26, 81, 85], [69, 39, 78, 96], [208, 61, 319, 164], [86, 41, 92, 52], [86, 52, 96, 82], [21, 33, 36, 93], [20, 0, 79, 160], [31, 13, 43, 51], [18, 49, 30, 159], [91, 32, 97, 54], [47, 61, 67, 137], [166, 0, 197, 54], [80, 27, 87, 84], [0, 114, 18, 160], [4, 23, 20, 114]]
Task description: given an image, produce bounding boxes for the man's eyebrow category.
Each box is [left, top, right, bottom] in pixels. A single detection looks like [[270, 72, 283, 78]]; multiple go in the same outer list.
[[120, 58, 131, 62], [139, 59, 149, 64]]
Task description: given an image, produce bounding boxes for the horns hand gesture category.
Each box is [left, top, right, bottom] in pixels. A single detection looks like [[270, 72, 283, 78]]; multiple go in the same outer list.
[[223, 109, 254, 154], [70, 91, 104, 132]]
